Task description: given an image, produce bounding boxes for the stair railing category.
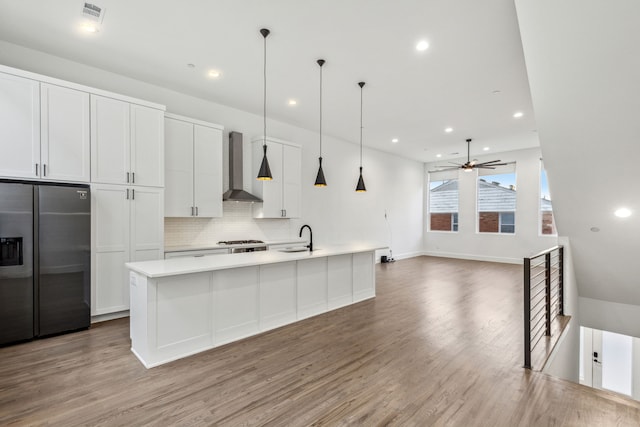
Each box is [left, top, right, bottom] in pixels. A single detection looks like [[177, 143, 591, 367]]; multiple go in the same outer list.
[[523, 245, 564, 369]]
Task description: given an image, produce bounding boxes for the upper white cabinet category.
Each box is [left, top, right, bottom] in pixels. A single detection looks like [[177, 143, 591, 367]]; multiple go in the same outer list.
[[0, 72, 40, 179], [91, 95, 164, 187], [164, 114, 223, 217], [40, 84, 90, 182], [91, 183, 164, 315], [252, 137, 301, 218]]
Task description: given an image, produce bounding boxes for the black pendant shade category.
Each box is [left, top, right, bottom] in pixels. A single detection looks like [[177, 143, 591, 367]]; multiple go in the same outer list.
[[257, 144, 272, 181], [355, 166, 366, 192], [314, 59, 327, 187], [355, 81, 367, 192], [257, 28, 273, 181]]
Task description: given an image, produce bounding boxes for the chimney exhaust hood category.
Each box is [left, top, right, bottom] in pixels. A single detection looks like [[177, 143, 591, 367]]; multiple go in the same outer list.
[[222, 131, 263, 203]]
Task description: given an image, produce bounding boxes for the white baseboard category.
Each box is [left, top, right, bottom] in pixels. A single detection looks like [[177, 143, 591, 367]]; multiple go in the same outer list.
[[91, 310, 129, 323], [422, 251, 522, 265]]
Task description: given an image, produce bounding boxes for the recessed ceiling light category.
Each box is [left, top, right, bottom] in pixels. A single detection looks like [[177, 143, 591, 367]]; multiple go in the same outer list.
[[391, 138, 399, 143], [208, 69, 221, 78], [288, 99, 297, 106], [416, 40, 429, 51], [436, 154, 442, 158], [513, 111, 524, 118], [483, 147, 490, 151], [614, 207, 632, 218], [444, 127, 453, 133], [80, 23, 99, 33]]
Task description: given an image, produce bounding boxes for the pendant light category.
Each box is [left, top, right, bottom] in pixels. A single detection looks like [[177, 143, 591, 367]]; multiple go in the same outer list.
[[314, 59, 327, 187], [355, 81, 367, 192], [257, 28, 273, 181]]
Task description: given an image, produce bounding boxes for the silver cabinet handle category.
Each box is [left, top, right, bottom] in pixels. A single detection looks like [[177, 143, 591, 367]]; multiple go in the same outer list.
[[195, 206, 199, 216], [43, 164, 47, 177], [35, 163, 39, 176], [126, 188, 130, 200], [126, 172, 130, 183], [132, 172, 135, 184], [132, 189, 135, 200], [191, 206, 194, 216]]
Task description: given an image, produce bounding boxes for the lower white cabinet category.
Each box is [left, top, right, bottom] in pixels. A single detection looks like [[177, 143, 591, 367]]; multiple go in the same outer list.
[[92, 184, 163, 315]]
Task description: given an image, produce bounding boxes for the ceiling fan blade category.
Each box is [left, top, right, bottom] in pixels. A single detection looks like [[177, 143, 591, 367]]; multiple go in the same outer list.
[[432, 166, 461, 172], [476, 161, 508, 167], [448, 162, 463, 166], [475, 165, 498, 169], [476, 159, 503, 165]]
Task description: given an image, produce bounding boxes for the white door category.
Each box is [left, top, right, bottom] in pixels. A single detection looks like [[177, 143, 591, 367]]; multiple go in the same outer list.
[[282, 144, 301, 218], [91, 95, 130, 184], [194, 124, 223, 217], [164, 117, 194, 217], [40, 84, 90, 182], [0, 72, 40, 179], [590, 329, 633, 396], [92, 184, 131, 315], [130, 104, 164, 187]]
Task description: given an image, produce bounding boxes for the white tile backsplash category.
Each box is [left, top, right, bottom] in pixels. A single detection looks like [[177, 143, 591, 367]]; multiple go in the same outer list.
[[165, 202, 294, 246]]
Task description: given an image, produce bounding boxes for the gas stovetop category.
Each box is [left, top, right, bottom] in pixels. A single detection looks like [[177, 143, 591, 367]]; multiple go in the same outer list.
[[217, 240, 264, 245]]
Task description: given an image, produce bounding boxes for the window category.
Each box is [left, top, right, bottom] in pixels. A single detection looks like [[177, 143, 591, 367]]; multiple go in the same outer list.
[[428, 170, 458, 232], [477, 163, 516, 234], [540, 165, 556, 235]]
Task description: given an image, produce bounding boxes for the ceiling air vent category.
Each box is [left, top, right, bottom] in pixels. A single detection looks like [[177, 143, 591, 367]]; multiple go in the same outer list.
[[81, 2, 105, 23]]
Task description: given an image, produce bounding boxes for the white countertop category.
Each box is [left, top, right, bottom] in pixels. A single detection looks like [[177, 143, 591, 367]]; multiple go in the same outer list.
[[128, 244, 387, 278], [164, 238, 308, 253]]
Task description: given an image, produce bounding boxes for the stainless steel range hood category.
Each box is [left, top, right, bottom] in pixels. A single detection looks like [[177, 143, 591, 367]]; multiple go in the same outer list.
[[222, 131, 263, 202]]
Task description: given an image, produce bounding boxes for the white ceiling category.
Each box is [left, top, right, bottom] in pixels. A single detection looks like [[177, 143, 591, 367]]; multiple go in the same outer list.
[[516, 0, 640, 307], [0, 0, 539, 162]]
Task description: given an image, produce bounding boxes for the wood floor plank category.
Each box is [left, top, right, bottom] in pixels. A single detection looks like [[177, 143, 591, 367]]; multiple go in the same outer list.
[[1, 256, 639, 426]]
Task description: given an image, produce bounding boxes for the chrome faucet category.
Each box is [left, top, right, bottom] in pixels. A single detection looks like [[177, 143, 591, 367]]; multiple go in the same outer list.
[[299, 224, 313, 252]]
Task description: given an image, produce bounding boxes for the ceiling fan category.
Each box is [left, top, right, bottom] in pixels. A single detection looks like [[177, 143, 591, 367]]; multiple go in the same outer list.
[[436, 138, 507, 172]]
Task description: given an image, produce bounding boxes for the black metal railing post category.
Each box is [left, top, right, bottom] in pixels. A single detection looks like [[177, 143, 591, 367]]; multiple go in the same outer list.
[[523, 257, 532, 369], [545, 252, 552, 336], [558, 246, 564, 316]]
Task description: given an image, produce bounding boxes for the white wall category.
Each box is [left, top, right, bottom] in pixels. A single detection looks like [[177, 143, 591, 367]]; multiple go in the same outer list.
[[543, 237, 579, 381], [423, 147, 557, 263], [0, 41, 424, 258]]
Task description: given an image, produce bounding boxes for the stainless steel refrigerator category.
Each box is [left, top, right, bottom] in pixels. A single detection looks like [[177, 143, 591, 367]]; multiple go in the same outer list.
[[0, 180, 90, 345]]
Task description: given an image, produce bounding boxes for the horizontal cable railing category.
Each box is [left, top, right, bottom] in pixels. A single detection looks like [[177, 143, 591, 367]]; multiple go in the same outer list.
[[524, 245, 564, 369]]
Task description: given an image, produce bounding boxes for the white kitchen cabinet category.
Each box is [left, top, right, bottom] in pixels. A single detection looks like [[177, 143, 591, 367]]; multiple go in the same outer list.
[[213, 266, 259, 345], [40, 83, 90, 182], [252, 137, 301, 218], [0, 72, 40, 179], [164, 114, 223, 217], [92, 184, 164, 315], [91, 95, 164, 187]]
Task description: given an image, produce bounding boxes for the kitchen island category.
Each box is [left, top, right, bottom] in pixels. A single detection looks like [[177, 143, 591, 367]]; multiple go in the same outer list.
[[127, 244, 385, 368]]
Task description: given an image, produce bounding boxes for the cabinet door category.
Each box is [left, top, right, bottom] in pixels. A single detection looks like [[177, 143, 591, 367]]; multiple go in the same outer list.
[[91, 95, 130, 184], [254, 141, 283, 218], [0, 73, 40, 179], [130, 186, 164, 264], [131, 104, 164, 187], [193, 125, 223, 217], [92, 184, 130, 315], [282, 144, 301, 218], [164, 118, 194, 217], [40, 84, 90, 182]]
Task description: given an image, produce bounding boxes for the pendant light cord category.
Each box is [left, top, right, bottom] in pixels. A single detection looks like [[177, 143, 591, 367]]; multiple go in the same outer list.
[[359, 84, 363, 167], [263, 33, 267, 147], [319, 64, 323, 157]]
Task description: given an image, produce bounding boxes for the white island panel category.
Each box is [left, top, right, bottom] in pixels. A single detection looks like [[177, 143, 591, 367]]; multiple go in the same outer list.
[[297, 258, 328, 319], [259, 262, 297, 331], [328, 255, 353, 310], [353, 252, 375, 302], [214, 266, 259, 345], [156, 272, 212, 350]]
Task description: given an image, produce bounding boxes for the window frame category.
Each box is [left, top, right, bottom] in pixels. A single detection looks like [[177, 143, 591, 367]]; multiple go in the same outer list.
[[476, 163, 517, 235], [427, 170, 460, 233]]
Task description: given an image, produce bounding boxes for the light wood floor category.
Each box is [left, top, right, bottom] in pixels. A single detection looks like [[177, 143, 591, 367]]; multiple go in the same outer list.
[[1, 256, 639, 426]]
